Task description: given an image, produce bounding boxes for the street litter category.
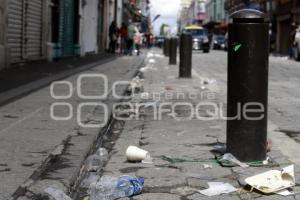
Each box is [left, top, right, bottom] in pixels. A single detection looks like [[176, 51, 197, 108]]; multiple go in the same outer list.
[[149, 58, 156, 64], [95, 148, 109, 163], [202, 78, 216, 85], [144, 100, 160, 108], [45, 187, 72, 200], [245, 165, 295, 195], [211, 143, 226, 154], [126, 146, 152, 163], [164, 85, 174, 91], [89, 175, 144, 200], [219, 153, 249, 168], [139, 65, 157, 73], [147, 52, 154, 58], [199, 182, 237, 197], [129, 77, 144, 93], [80, 173, 101, 189], [160, 155, 217, 164], [203, 164, 213, 169], [85, 153, 107, 172], [140, 92, 150, 99], [154, 53, 164, 58]]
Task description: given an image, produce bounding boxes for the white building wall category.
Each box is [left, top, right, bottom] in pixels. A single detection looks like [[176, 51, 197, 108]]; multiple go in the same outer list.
[[116, 0, 123, 27], [80, 0, 99, 56], [105, 0, 116, 49]]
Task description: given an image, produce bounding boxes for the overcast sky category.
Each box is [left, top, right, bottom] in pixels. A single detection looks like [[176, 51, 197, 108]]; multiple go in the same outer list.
[[150, 0, 181, 35]]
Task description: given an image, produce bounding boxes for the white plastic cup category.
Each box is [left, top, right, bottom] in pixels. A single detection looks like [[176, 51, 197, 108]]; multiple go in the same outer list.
[[126, 146, 149, 162]]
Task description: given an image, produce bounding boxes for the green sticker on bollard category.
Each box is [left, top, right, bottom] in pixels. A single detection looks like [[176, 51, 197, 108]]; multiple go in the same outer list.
[[233, 43, 242, 52]]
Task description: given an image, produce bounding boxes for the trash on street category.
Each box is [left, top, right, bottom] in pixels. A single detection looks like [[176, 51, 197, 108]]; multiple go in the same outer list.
[[203, 164, 213, 169], [144, 100, 160, 108], [80, 173, 101, 189], [245, 165, 295, 195], [89, 175, 144, 200], [44, 187, 72, 200], [149, 58, 156, 64], [164, 85, 174, 91], [139, 65, 157, 73], [198, 182, 237, 196], [85, 154, 106, 172], [219, 153, 249, 168], [126, 146, 151, 162], [129, 76, 144, 93], [95, 148, 109, 162]]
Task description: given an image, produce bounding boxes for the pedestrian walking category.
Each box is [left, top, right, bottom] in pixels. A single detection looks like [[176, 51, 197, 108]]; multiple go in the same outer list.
[[120, 23, 128, 54], [134, 29, 142, 56], [127, 21, 136, 56], [291, 22, 298, 59], [109, 21, 119, 54]]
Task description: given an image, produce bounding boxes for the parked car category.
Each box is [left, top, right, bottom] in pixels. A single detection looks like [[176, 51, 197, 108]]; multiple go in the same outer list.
[[154, 36, 165, 48], [213, 35, 226, 50], [183, 25, 210, 53], [294, 28, 300, 61]]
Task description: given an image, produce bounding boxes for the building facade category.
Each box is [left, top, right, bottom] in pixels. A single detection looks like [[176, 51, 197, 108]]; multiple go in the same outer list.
[[0, 0, 152, 70], [0, 0, 6, 70], [224, 0, 300, 54], [178, 0, 207, 31], [205, 0, 226, 33], [206, 0, 226, 23]]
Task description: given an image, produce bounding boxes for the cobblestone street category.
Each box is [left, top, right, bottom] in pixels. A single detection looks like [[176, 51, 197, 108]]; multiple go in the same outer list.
[[1, 49, 300, 199], [96, 49, 300, 200]]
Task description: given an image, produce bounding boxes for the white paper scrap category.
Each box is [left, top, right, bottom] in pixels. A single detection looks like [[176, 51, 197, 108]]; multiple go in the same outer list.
[[199, 182, 237, 197], [276, 189, 294, 196]]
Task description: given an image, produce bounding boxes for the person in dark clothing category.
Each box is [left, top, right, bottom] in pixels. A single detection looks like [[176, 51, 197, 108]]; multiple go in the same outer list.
[[109, 21, 118, 53], [120, 23, 128, 54]]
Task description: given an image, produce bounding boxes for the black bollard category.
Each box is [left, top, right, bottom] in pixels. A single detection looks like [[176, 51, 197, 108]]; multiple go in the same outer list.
[[163, 39, 167, 55], [165, 38, 170, 57], [227, 9, 269, 162], [179, 34, 192, 78], [169, 38, 177, 65]]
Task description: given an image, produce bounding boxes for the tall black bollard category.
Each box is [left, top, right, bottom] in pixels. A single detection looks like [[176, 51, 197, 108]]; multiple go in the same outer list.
[[227, 9, 269, 162], [165, 38, 170, 57], [179, 34, 192, 78], [169, 38, 177, 65], [163, 39, 167, 55]]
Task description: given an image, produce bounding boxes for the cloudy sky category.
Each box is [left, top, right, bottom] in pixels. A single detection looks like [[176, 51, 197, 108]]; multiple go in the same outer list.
[[150, 0, 181, 35]]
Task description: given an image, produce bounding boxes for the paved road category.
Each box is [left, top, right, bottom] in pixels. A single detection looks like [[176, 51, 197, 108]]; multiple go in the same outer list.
[[96, 49, 299, 200], [191, 50, 300, 140], [0, 55, 144, 200]]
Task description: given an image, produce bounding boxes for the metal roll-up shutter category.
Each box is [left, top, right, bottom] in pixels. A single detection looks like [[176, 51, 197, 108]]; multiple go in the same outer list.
[[7, 0, 43, 63], [24, 0, 43, 59], [7, 0, 24, 63]]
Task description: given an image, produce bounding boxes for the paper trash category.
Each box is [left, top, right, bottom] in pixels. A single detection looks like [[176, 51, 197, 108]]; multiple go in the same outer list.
[[245, 165, 295, 195], [199, 182, 237, 196]]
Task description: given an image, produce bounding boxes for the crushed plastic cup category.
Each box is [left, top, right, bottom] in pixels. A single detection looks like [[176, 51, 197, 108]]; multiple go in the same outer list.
[[126, 146, 149, 162]]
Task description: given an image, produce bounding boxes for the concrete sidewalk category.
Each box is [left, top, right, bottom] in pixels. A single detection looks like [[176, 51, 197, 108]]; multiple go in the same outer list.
[[97, 49, 300, 200]]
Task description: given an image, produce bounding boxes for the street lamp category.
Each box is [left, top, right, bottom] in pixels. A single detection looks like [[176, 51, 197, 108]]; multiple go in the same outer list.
[[152, 14, 161, 22]]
